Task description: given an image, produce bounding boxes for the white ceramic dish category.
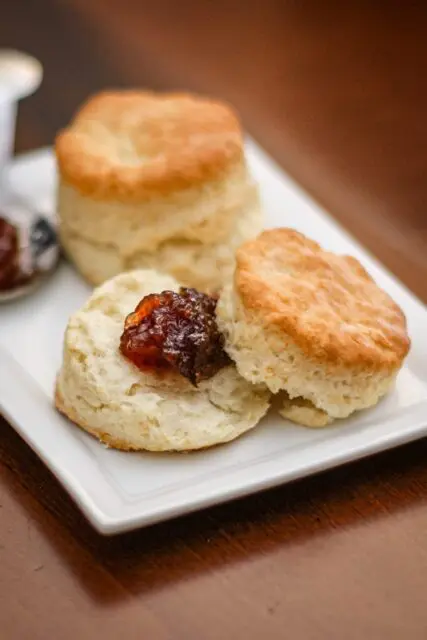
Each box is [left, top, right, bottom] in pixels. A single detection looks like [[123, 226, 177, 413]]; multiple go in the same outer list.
[[1, 146, 426, 535]]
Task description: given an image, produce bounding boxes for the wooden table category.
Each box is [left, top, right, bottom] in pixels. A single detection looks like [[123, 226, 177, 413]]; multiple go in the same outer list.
[[1, 2, 427, 638]]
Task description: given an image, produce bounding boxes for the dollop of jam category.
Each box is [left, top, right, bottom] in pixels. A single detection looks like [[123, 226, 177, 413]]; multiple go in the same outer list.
[[120, 288, 230, 385], [0, 216, 20, 290]]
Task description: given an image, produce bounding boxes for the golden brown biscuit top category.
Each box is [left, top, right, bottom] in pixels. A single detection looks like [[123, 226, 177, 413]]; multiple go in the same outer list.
[[235, 228, 410, 369], [55, 91, 244, 201]]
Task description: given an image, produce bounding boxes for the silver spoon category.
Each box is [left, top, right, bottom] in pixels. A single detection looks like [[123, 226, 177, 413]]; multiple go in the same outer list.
[[0, 50, 60, 303]]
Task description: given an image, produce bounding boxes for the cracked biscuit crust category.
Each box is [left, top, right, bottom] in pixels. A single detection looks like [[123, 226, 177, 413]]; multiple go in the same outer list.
[[55, 90, 244, 201], [234, 228, 410, 370], [55, 270, 270, 451]]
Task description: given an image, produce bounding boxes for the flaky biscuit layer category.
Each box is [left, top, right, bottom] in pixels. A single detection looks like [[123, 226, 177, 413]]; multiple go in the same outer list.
[[59, 201, 263, 292]]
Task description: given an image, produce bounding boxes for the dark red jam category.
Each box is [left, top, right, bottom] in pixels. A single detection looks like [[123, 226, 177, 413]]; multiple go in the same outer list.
[[0, 216, 20, 290], [120, 288, 230, 385]]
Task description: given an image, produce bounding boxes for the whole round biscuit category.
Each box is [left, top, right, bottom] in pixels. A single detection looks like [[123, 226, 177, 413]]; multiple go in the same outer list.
[[55, 90, 263, 291], [216, 228, 410, 422], [56, 270, 270, 451]]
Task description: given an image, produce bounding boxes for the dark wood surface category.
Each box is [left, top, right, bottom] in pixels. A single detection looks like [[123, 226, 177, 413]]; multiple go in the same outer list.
[[1, 2, 427, 638]]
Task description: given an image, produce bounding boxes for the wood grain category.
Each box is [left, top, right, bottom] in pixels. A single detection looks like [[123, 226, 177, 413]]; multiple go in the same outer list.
[[1, 1, 427, 638]]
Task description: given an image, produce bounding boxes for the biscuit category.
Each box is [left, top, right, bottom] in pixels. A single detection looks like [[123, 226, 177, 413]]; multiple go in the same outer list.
[[216, 228, 410, 425], [59, 201, 262, 291], [55, 269, 270, 451], [278, 394, 332, 428], [55, 91, 262, 290]]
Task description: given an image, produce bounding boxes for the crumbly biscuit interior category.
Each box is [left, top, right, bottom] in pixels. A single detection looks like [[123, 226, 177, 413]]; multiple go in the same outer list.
[[56, 270, 271, 451]]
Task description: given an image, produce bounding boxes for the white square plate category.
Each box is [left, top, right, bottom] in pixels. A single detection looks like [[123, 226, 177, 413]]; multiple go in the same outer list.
[[1, 145, 426, 535]]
